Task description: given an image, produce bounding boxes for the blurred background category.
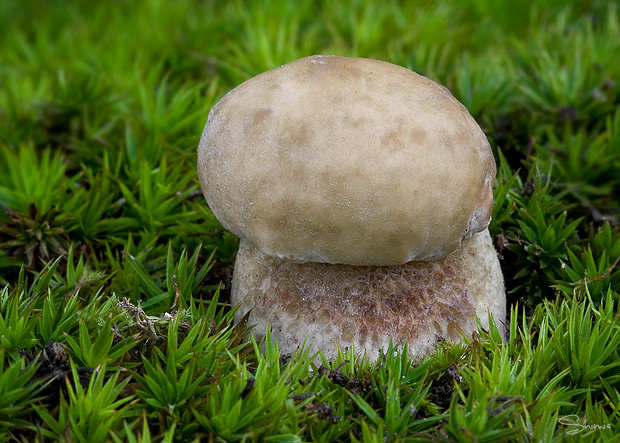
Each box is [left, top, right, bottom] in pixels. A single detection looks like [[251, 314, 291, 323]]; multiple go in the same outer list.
[[0, 0, 619, 308]]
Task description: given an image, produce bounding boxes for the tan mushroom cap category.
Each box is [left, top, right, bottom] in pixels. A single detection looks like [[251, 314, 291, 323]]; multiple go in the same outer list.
[[198, 55, 496, 266]]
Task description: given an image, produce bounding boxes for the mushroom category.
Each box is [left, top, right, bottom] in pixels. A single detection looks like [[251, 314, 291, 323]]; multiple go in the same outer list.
[[197, 55, 505, 360]]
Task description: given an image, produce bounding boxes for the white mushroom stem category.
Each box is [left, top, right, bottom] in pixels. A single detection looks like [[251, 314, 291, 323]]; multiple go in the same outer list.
[[231, 229, 505, 361]]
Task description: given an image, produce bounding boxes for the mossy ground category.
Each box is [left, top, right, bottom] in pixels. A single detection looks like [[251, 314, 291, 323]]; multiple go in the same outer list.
[[1, 0, 619, 441]]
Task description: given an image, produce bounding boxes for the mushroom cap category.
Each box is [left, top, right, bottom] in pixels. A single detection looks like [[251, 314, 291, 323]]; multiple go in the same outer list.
[[198, 55, 496, 266]]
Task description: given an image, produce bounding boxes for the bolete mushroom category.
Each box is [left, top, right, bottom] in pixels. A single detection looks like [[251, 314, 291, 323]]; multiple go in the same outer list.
[[197, 55, 505, 360]]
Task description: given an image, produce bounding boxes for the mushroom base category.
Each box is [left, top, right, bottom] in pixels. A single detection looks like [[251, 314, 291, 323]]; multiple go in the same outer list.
[[231, 229, 505, 361]]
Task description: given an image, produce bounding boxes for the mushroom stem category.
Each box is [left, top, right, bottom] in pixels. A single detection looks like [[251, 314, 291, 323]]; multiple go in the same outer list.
[[231, 229, 505, 360]]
